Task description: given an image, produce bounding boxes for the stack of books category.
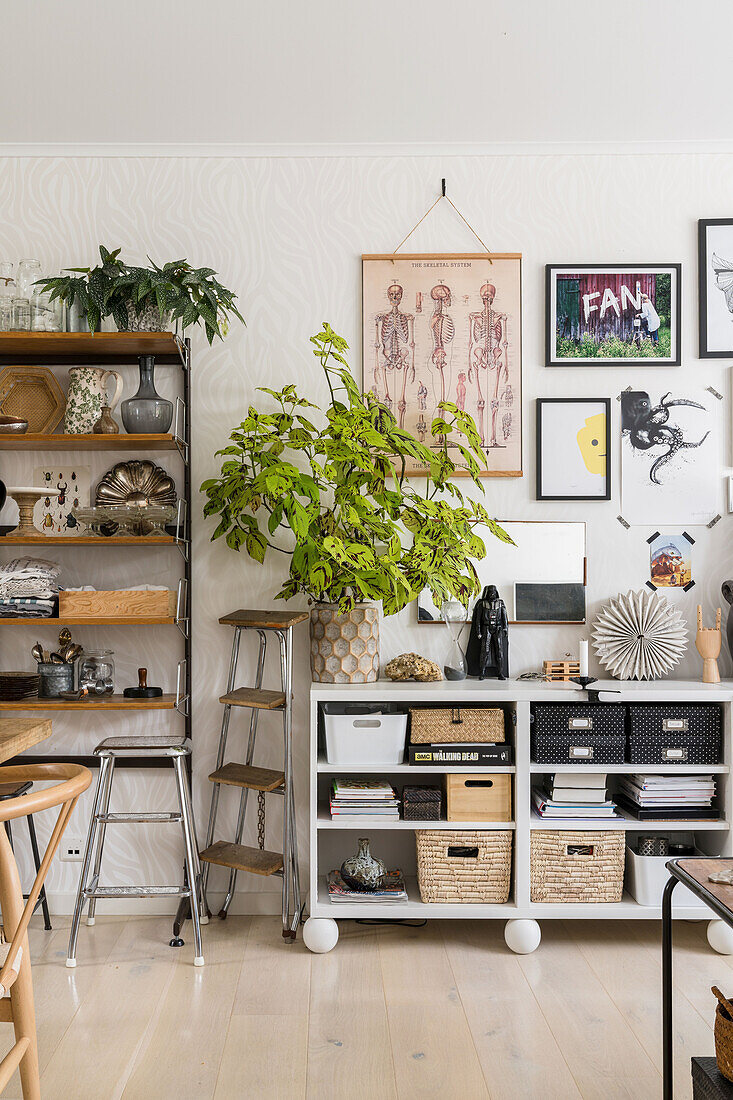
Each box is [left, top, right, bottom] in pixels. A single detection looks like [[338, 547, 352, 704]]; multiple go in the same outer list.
[[617, 774, 719, 819], [329, 779, 400, 821], [327, 869, 408, 903], [532, 772, 618, 820]]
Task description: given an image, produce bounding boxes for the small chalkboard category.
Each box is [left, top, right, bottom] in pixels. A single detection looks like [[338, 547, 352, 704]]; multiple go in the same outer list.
[[514, 582, 586, 623]]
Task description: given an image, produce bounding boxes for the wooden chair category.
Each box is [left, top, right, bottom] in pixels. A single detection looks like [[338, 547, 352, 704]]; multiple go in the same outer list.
[[0, 763, 91, 1099]]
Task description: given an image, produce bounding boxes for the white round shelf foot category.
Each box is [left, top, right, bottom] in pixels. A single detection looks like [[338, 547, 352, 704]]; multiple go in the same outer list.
[[65, 958, 76, 968], [303, 917, 339, 953], [707, 919, 733, 955], [504, 918, 541, 954], [86, 917, 95, 927]]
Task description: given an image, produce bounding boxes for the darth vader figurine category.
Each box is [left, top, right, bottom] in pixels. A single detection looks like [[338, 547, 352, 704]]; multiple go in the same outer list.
[[466, 585, 509, 680]]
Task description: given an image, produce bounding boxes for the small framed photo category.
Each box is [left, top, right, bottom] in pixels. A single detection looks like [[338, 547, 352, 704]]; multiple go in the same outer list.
[[536, 398, 611, 501], [698, 219, 733, 357], [546, 264, 681, 366]]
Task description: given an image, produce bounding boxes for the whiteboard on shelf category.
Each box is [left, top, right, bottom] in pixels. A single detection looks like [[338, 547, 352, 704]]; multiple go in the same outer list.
[[416, 520, 586, 625]]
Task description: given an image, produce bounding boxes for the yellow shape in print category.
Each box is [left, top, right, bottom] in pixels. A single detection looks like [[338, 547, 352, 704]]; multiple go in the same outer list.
[[576, 413, 606, 475]]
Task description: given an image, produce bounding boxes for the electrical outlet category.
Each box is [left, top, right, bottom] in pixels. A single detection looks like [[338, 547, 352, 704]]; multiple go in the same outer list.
[[60, 837, 84, 862]]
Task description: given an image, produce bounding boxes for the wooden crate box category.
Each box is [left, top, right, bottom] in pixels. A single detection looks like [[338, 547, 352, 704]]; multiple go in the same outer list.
[[445, 773, 512, 822]]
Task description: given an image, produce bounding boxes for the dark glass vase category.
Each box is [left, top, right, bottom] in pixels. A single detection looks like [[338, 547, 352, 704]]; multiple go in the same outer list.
[[121, 355, 173, 435]]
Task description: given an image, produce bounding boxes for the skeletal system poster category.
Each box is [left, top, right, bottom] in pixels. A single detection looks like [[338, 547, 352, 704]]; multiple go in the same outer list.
[[362, 254, 522, 476]]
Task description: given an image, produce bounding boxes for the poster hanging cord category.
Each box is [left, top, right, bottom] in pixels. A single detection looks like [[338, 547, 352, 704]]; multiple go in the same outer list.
[[392, 179, 493, 262]]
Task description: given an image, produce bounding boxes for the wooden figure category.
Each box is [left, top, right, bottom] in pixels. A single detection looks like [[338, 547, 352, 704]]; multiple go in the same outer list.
[[696, 605, 722, 684]]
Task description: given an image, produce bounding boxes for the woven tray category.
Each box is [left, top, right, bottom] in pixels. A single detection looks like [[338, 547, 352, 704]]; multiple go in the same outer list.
[[409, 707, 505, 744], [0, 366, 65, 434], [415, 829, 512, 902], [530, 830, 625, 903]]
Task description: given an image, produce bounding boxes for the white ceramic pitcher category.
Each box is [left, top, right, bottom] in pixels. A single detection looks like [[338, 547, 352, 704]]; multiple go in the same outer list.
[[64, 367, 123, 435]]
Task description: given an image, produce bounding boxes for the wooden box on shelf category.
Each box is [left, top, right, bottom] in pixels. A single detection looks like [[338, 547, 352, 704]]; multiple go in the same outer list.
[[445, 773, 512, 822], [542, 660, 580, 682], [58, 589, 176, 620]]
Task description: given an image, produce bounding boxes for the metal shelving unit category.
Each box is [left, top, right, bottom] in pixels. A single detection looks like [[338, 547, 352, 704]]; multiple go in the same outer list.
[[0, 332, 192, 770]]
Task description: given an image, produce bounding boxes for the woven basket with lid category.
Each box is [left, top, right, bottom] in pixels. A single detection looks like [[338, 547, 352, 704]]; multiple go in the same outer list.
[[409, 707, 505, 744]]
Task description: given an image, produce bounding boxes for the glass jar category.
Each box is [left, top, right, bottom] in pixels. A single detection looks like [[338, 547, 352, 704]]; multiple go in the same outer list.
[[31, 289, 60, 331], [11, 297, 30, 331], [79, 650, 115, 695], [15, 258, 42, 301]]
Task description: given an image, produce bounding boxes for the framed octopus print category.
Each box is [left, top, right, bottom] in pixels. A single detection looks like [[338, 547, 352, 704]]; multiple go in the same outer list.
[[361, 254, 522, 476]]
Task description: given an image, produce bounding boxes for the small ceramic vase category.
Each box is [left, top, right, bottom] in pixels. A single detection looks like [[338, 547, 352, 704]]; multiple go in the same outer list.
[[64, 367, 123, 435], [340, 837, 387, 892], [92, 405, 120, 434]]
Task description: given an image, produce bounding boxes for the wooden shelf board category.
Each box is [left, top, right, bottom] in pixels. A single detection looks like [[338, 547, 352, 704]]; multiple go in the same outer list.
[[529, 763, 729, 774], [0, 616, 175, 626], [0, 432, 181, 451], [316, 756, 515, 774], [529, 809, 727, 830], [0, 535, 177, 545], [318, 809, 515, 830], [312, 879, 707, 921], [0, 332, 185, 366], [0, 694, 177, 710]]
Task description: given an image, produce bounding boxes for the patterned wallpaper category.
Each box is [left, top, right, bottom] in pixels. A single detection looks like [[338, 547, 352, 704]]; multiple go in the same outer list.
[[0, 153, 732, 910]]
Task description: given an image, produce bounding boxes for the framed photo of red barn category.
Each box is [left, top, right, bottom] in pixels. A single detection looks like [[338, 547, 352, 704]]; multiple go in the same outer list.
[[546, 264, 681, 367]]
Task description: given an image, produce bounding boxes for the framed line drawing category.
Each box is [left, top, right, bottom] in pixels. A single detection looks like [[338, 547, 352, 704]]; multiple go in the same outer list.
[[698, 218, 733, 357], [535, 398, 611, 501], [546, 264, 681, 367], [362, 253, 522, 477]]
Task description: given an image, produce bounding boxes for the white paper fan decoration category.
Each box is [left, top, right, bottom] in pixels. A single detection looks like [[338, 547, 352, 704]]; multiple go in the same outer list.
[[592, 589, 687, 680]]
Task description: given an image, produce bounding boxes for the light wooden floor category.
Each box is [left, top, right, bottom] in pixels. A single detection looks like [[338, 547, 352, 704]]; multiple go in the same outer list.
[[0, 913, 724, 1099]]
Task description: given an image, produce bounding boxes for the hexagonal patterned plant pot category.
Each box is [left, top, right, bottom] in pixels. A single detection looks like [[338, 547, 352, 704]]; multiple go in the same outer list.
[[310, 603, 379, 683]]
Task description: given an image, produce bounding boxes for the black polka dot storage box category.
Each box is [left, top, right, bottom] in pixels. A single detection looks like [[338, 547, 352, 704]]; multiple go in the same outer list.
[[530, 703, 626, 765], [627, 704, 722, 766]]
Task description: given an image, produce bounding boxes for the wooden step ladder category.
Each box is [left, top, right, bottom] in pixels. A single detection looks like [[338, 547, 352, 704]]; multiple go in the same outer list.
[[199, 608, 307, 939]]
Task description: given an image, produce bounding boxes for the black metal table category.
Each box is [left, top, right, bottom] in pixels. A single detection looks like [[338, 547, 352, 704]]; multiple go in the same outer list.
[[663, 857, 733, 1100]]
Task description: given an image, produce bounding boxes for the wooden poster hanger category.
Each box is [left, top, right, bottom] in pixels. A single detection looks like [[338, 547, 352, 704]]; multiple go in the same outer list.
[[391, 179, 494, 261]]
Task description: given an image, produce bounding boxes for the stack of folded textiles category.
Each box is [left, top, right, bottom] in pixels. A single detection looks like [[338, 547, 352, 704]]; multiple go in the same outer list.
[[0, 558, 60, 618]]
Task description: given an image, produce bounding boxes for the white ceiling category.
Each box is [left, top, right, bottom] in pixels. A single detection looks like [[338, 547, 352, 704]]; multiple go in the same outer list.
[[1, 0, 729, 149]]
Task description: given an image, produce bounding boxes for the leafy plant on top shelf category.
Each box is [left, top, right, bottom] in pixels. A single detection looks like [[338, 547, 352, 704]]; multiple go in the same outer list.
[[201, 322, 513, 614], [37, 245, 244, 343]]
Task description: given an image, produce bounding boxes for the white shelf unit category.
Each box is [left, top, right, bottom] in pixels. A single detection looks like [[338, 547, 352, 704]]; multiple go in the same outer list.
[[308, 680, 733, 952]]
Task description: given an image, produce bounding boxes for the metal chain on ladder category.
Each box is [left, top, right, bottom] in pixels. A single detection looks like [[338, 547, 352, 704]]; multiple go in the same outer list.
[[257, 790, 266, 850]]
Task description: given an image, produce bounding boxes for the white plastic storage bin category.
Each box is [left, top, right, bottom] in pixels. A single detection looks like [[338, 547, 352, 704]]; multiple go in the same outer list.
[[323, 703, 408, 764], [624, 843, 707, 908]]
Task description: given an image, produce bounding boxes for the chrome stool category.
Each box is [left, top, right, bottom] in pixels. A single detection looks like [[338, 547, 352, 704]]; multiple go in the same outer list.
[[66, 735, 205, 968], [0, 782, 52, 932]]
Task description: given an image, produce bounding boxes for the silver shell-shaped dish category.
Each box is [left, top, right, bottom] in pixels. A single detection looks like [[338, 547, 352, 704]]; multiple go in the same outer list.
[[95, 460, 177, 508]]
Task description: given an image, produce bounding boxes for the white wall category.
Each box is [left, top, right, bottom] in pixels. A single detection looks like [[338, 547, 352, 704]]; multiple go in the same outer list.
[[2, 0, 733, 148], [1, 151, 732, 911]]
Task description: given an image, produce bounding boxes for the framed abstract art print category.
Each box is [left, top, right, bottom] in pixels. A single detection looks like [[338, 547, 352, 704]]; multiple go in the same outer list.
[[536, 397, 611, 501]]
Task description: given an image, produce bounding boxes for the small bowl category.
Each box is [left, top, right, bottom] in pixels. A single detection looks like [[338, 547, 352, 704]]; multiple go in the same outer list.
[[0, 415, 29, 434]]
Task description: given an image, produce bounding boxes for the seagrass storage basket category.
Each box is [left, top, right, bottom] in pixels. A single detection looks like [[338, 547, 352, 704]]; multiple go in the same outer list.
[[409, 707, 505, 744], [713, 987, 733, 1084], [530, 830, 625, 903], [415, 829, 512, 902]]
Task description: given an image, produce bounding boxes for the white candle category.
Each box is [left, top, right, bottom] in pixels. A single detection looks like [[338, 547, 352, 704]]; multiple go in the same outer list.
[[579, 640, 589, 678]]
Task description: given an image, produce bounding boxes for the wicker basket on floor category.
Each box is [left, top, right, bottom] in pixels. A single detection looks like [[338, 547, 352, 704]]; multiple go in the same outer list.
[[713, 987, 733, 1083], [409, 707, 505, 744], [530, 830, 625, 903], [415, 829, 512, 903]]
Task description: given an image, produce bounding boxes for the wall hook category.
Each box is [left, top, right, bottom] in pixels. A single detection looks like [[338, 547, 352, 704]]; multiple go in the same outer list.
[[441, 178, 446, 197]]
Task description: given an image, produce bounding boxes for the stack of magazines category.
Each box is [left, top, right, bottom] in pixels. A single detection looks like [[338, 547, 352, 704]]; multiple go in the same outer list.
[[327, 869, 408, 902], [617, 774, 718, 819], [329, 779, 400, 821]]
